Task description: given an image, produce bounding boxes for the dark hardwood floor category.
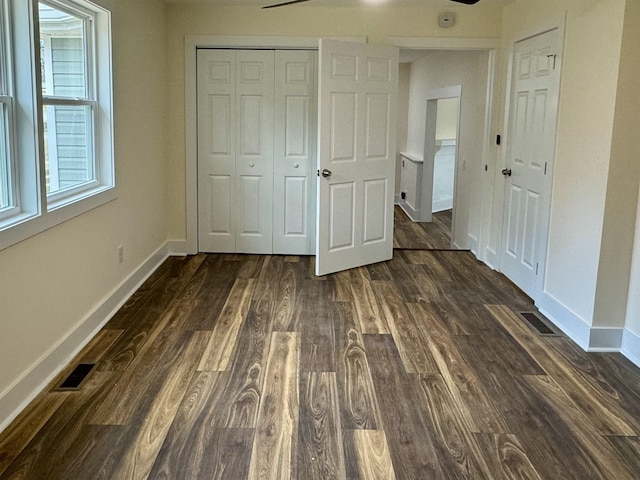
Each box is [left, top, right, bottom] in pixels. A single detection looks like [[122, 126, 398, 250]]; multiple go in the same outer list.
[[393, 205, 455, 250], [1, 252, 639, 479]]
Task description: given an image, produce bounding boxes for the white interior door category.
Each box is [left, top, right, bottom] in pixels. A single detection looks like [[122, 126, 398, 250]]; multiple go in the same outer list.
[[316, 39, 399, 276], [273, 50, 317, 255], [235, 50, 275, 254], [501, 28, 561, 298], [197, 49, 274, 254], [197, 49, 236, 252]]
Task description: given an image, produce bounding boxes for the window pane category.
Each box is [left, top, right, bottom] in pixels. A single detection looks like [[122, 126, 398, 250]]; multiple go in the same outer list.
[[43, 104, 94, 194], [39, 3, 86, 98], [0, 103, 10, 209]]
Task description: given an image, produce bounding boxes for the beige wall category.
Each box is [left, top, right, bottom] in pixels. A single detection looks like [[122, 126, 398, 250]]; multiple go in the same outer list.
[[593, 0, 640, 329], [489, 0, 628, 328], [164, 4, 503, 240], [396, 63, 411, 195], [0, 0, 167, 420], [619, 0, 640, 336], [436, 97, 459, 141]]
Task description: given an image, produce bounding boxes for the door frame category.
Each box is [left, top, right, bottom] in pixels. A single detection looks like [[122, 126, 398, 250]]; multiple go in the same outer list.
[[496, 13, 566, 300], [386, 37, 499, 257], [185, 35, 366, 254], [423, 85, 462, 247]]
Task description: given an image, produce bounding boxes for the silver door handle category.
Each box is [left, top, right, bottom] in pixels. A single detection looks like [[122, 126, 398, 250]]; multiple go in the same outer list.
[[321, 169, 332, 178]]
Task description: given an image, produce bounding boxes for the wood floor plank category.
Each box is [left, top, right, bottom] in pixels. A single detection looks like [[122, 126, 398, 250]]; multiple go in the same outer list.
[[270, 260, 304, 331], [416, 373, 493, 479], [474, 433, 543, 480], [0, 392, 68, 476], [330, 269, 353, 302], [487, 304, 638, 436], [98, 256, 207, 372], [546, 337, 640, 421], [480, 371, 630, 479], [408, 302, 509, 434], [301, 315, 336, 372], [607, 436, 640, 475], [198, 278, 255, 371], [0, 371, 120, 480], [248, 332, 300, 480], [91, 303, 201, 425], [364, 334, 445, 479], [524, 374, 637, 479], [352, 430, 397, 480], [372, 281, 439, 374], [216, 300, 273, 429], [298, 372, 346, 480], [332, 302, 383, 430], [3, 253, 640, 480], [148, 371, 252, 479], [49, 425, 127, 480], [349, 268, 389, 334], [108, 331, 210, 480]]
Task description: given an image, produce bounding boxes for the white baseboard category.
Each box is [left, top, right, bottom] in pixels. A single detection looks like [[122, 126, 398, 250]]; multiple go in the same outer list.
[[621, 329, 640, 368], [483, 247, 499, 271], [0, 242, 170, 434], [587, 328, 624, 352], [536, 292, 591, 350], [399, 203, 422, 222]]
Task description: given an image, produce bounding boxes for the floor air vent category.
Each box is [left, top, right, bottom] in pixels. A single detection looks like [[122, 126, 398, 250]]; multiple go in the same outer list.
[[56, 363, 95, 390], [518, 312, 562, 337]]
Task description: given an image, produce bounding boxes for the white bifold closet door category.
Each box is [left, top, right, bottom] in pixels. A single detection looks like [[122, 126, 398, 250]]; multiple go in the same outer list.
[[197, 49, 316, 254]]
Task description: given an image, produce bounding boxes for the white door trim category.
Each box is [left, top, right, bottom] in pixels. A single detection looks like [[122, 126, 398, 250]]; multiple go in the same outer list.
[[386, 37, 497, 260], [424, 85, 462, 247], [497, 13, 567, 299], [185, 35, 366, 254]]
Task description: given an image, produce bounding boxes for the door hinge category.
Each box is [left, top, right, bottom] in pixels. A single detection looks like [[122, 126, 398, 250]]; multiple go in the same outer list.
[[536, 263, 539, 275], [544, 162, 547, 175], [317, 169, 320, 177], [496, 134, 501, 145], [547, 54, 557, 70]]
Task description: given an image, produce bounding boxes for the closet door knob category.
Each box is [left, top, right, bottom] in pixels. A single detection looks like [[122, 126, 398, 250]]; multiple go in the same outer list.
[[293, 163, 300, 168], [249, 162, 255, 168]]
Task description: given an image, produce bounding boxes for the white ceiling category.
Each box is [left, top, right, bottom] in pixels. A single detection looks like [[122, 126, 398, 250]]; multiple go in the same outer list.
[[164, 0, 516, 7]]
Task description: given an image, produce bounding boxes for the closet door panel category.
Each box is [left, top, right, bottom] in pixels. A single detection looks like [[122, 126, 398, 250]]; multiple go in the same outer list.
[[273, 50, 317, 255], [235, 50, 275, 254], [197, 50, 236, 252]]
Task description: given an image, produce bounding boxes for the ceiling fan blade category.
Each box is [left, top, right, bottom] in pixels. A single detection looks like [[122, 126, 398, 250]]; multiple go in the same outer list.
[[449, 0, 481, 4], [262, 0, 311, 8]]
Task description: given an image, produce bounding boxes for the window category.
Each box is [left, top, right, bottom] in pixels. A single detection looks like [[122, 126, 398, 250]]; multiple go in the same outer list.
[[0, 0, 113, 250]]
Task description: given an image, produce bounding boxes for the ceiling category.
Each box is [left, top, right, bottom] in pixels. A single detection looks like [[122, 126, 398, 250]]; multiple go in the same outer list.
[[164, 0, 516, 7]]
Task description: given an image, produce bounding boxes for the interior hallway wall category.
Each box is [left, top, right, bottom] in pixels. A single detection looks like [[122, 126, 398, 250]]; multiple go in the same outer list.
[[404, 50, 489, 250]]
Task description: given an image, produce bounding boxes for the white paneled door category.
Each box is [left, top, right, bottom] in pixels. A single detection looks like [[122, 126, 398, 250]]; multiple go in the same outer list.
[[501, 28, 561, 298], [273, 51, 317, 254], [316, 40, 399, 276], [197, 49, 316, 254]]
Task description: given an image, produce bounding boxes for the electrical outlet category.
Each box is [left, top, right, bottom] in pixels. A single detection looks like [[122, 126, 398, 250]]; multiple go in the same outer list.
[[118, 245, 124, 264]]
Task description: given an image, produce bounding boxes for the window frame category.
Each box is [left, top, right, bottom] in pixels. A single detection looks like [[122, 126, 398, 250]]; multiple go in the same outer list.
[[0, 0, 114, 251]]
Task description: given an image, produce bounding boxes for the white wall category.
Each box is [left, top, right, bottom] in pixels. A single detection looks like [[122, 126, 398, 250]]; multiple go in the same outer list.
[[405, 50, 489, 249], [487, 0, 629, 338], [0, 0, 168, 428]]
